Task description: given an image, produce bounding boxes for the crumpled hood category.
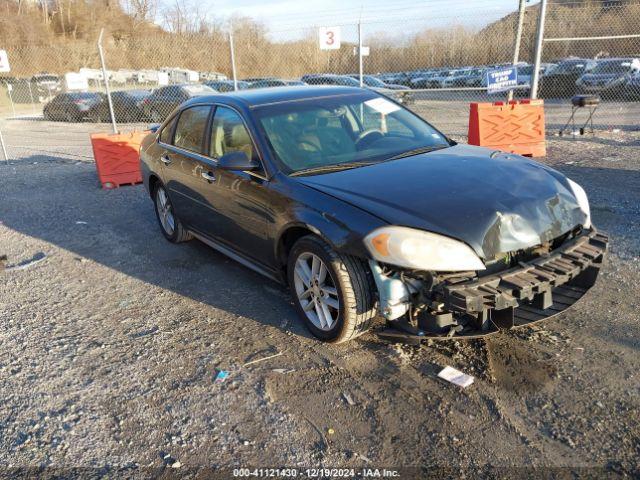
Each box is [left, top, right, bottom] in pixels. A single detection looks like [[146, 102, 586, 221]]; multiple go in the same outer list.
[[297, 144, 588, 259]]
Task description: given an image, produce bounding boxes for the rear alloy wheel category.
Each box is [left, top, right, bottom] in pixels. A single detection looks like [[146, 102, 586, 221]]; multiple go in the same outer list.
[[153, 184, 192, 243], [288, 235, 377, 343]]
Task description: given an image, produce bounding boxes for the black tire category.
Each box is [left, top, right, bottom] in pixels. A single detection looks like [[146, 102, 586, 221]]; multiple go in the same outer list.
[[153, 183, 192, 243], [287, 235, 377, 343]]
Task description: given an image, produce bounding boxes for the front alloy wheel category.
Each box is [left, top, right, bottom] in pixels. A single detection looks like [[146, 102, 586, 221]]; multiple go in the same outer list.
[[293, 252, 340, 331], [288, 235, 377, 343]]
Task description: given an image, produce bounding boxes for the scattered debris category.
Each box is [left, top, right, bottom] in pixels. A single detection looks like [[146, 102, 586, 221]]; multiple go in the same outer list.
[[5, 252, 47, 272], [303, 416, 329, 452], [342, 392, 356, 406], [75, 221, 88, 225], [327, 428, 335, 435], [437, 366, 474, 388], [272, 368, 294, 374], [171, 460, 182, 469], [243, 350, 284, 367], [214, 370, 229, 383], [0, 255, 6, 271], [354, 452, 371, 463]]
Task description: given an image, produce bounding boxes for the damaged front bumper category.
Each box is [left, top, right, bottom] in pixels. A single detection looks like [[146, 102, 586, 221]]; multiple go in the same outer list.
[[376, 229, 609, 342]]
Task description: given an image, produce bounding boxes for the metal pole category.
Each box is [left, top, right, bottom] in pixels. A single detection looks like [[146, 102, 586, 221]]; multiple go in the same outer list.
[[508, 0, 526, 102], [0, 124, 8, 163], [358, 22, 364, 87], [531, 0, 548, 100], [7, 85, 15, 117], [27, 82, 37, 115], [97, 28, 117, 134], [229, 33, 238, 91]]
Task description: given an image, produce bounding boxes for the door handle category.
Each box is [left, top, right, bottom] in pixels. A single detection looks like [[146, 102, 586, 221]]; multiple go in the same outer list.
[[201, 171, 216, 183], [160, 154, 172, 165]]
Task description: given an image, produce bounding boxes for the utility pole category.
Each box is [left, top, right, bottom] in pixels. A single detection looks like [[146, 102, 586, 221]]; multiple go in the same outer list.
[[508, 0, 527, 102], [229, 32, 238, 91], [97, 28, 117, 134], [358, 22, 364, 87], [531, 0, 548, 100]]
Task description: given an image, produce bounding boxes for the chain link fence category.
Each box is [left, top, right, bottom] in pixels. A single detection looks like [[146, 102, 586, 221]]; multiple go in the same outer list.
[[0, 1, 639, 163]]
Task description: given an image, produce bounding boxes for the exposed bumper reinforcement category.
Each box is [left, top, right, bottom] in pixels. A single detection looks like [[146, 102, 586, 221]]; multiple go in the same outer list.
[[377, 229, 608, 342]]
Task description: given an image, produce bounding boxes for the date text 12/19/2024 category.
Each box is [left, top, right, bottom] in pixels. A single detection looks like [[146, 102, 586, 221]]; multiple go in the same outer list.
[[233, 468, 401, 478]]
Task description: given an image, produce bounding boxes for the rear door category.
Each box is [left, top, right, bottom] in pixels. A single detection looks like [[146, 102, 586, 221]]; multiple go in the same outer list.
[[160, 104, 229, 236]]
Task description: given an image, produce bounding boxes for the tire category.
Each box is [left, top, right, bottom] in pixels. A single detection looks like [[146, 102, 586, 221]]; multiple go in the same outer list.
[[65, 110, 77, 123], [153, 183, 192, 243], [287, 235, 377, 343]]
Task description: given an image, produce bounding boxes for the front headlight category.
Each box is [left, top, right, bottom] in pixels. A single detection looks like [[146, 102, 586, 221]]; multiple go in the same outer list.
[[364, 226, 485, 272], [567, 178, 592, 228]]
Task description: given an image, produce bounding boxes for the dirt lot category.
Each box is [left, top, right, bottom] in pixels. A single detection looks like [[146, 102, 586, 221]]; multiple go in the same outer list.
[[0, 118, 639, 478]]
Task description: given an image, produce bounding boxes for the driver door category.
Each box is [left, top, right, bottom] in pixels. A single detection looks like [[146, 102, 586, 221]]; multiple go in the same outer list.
[[200, 106, 275, 264]]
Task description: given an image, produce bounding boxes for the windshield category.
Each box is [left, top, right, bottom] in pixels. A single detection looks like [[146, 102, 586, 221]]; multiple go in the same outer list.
[[255, 93, 450, 175], [592, 60, 632, 74]]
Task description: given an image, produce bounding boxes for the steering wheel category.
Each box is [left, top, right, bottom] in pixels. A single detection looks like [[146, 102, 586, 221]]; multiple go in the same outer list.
[[355, 129, 385, 150], [298, 140, 322, 154]]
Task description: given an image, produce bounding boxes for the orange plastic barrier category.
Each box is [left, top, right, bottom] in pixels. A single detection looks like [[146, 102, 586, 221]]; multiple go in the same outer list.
[[90, 131, 149, 189], [468, 99, 546, 157]]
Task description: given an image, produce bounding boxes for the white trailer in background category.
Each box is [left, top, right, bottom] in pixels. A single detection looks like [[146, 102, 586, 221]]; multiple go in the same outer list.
[[64, 72, 89, 92], [79, 68, 104, 86], [161, 68, 199, 84], [200, 71, 228, 81]]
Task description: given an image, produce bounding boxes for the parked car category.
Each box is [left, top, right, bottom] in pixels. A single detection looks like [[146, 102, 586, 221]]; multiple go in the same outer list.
[[43, 92, 103, 122], [285, 80, 308, 86], [87, 89, 152, 123], [576, 58, 640, 98], [539, 58, 596, 98], [301, 74, 361, 87], [349, 74, 409, 90], [248, 78, 289, 89], [625, 71, 640, 99], [409, 71, 443, 89], [462, 68, 487, 87], [203, 80, 250, 92], [142, 84, 215, 122], [440, 68, 476, 88], [31, 73, 62, 100], [140, 85, 606, 343]]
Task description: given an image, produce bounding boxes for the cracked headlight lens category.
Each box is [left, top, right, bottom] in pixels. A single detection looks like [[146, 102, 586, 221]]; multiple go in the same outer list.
[[567, 178, 592, 229], [364, 226, 485, 271]]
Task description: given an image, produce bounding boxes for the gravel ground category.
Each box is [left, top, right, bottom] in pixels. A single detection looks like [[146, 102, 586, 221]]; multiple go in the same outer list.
[[0, 119, 639, 478]]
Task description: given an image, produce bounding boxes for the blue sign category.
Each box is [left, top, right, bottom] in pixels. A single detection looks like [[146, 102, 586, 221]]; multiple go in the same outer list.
[[486, 67, 518, 94]]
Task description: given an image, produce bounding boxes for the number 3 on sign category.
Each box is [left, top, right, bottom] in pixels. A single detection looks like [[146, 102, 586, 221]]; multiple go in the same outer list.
[[319, 27, 341, 50]]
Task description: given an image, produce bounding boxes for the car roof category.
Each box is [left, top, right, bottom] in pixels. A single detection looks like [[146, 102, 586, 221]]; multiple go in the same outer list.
[[182, 85, 370, 108]]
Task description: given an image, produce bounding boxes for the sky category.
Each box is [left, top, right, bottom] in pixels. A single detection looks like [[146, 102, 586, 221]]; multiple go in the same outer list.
[[160, 0, 540, 41]]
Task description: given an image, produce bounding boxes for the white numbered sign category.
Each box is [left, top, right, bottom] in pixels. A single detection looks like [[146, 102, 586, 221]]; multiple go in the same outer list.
[[319, 27, 341, 50], [0, 50, 10, 73]]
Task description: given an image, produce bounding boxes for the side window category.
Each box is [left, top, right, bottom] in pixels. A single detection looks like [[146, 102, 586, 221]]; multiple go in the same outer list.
[[173, 106, 211, 153], [159, 115, 177, 144], [209, 106, 255, 161]]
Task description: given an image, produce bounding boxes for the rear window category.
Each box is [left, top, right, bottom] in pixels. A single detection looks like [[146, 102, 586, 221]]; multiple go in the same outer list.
[[173, 106, 211, 153]]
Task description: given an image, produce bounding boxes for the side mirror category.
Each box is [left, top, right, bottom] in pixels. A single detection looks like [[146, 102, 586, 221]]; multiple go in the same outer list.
[[217, 151, 259, 171], [149, 123, 161, 133]]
